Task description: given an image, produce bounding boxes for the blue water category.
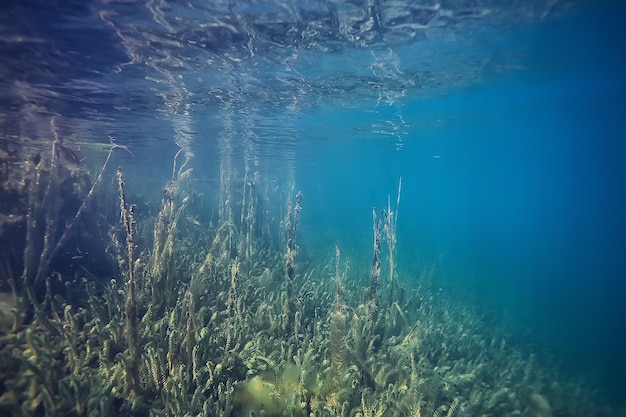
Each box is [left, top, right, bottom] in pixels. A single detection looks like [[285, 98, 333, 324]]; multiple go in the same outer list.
[[2, 0, 626, 407], [298, 4, 626, 401]]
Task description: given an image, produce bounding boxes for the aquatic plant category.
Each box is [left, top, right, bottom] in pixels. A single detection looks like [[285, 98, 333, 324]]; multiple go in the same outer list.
[[0, 147, 617, 417]]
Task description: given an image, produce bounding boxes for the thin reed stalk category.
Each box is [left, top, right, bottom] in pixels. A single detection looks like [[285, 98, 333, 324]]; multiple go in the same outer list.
[[369, 208, 385, 306], [385, 177, 401, 305], [32, 141, 60, 290], [116, 166, 140, 398], [282, 191, 302, 333]]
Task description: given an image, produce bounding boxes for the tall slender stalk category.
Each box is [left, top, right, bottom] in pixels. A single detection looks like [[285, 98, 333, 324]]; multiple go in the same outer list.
[[385, 177, 401, 306], [117, 167, 139, 398], [369, 208, 385, 306], [334, 241, 342, 306], [32, 141, 60, 290], [22, 153, 45, 293], [283, 191, 302, 334]]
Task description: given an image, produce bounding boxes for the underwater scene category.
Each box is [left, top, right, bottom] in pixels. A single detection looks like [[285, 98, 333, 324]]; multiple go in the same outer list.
[[1, 0, 625, 416]]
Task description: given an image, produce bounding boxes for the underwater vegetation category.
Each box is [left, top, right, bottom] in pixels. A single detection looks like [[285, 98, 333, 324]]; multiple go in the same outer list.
[[0, 141, 619, 417]]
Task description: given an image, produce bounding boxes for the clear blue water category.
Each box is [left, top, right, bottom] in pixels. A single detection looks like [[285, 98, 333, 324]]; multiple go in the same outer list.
[[2, 0, 626, 407]]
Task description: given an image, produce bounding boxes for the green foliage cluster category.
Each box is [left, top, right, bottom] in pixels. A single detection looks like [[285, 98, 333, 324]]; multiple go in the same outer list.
[[0, 149, 617, 417]]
